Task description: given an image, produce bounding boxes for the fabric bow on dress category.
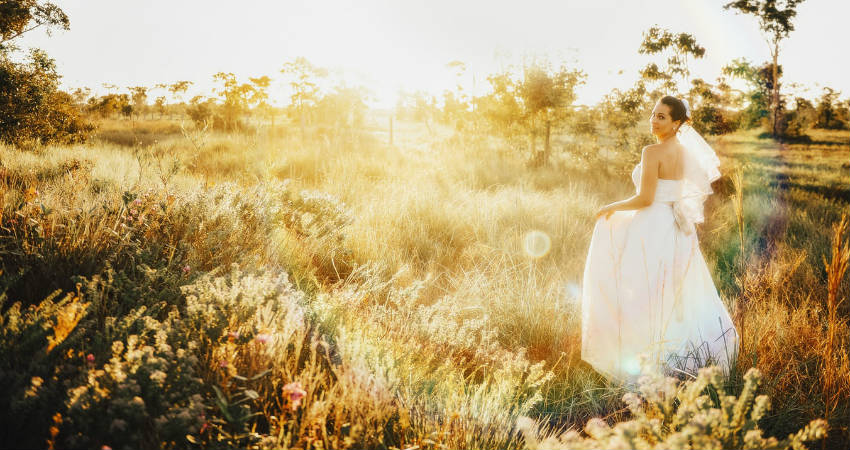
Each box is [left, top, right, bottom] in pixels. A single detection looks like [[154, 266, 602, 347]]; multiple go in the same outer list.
[[671, 200, 697, 236]]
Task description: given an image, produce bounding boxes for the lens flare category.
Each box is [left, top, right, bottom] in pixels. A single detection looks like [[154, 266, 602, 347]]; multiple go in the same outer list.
[[563, 281, 581, 305], [523, 230, 551, 258], [623, 355, 642, 376]]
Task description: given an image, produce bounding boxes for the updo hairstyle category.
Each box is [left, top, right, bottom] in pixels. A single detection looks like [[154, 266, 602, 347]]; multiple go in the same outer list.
[[659, 95, 691, 126]]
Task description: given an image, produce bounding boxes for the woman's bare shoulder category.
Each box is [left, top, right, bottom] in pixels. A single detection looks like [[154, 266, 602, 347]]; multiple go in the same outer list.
[[641, 143, 663, 160]]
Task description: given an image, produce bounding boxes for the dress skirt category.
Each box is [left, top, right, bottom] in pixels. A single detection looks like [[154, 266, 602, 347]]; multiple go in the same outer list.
[[580, 199, 739, 384]]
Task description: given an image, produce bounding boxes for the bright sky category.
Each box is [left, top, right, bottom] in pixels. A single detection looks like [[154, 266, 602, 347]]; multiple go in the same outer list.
[[22, 0, 850, 108]]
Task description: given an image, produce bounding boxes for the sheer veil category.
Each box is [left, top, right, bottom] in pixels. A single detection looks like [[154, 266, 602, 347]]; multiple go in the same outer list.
[[671, 119, 722, 235]]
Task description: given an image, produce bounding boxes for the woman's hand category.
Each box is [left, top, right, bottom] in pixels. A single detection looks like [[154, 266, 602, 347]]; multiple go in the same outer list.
[[594, 204, 616, 221]]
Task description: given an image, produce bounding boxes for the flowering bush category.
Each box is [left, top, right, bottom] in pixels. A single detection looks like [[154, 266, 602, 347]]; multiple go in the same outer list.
[[517, 366, 827, 450], [63, 329, 206, 449]]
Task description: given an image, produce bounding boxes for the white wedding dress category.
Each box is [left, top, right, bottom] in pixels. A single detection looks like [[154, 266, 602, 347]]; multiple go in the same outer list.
[[580, 162, 739, 385]]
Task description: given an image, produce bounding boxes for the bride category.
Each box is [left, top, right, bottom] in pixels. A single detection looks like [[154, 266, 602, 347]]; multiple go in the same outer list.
[[580, 95, 739, 385]]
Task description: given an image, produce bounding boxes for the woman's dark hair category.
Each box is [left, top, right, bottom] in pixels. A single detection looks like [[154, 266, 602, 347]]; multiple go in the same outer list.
[[659, 95, 690, 124]]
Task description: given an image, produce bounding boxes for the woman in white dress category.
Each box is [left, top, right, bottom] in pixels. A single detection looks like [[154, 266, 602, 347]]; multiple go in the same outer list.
[[580, 95, 739, 385]]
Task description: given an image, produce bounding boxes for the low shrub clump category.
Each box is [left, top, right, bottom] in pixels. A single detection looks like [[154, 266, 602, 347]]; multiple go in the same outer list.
[[518, 366, 827, 449]]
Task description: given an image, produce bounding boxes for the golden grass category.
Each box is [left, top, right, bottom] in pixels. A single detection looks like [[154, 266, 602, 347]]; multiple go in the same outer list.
[[1, 116, 847, 448]]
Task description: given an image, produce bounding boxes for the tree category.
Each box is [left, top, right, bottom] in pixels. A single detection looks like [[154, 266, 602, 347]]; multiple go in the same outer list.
[[520, 62, 584, 165], [150, 81, 191, 119], [0, 1, 90, 147], [167, 80, 192, 102], [814, 87, 849, 130], [598, 81, 653, 150], [280, 57, 328, 140], [212, 72, 255, 130], [441, 60, 473, 130], [782, 96, 816, 139], [154, 95, 166, 118], [88, 93, 130, 119], [722, 58, 780, 130], [395, 90, 439, 135], [248, 75, 272, 124], [638, 25, 706, 96], [128, 85, 148, 119], [724, 0, 806, 139], [441, 90, 469, 130], [0, 0, 68, 51], [0, 48, 92, 146], [687, 78, 737, 135], [314, 84, 370, 147], [480, 60, 585, 166], [185, 94, 215, 127]]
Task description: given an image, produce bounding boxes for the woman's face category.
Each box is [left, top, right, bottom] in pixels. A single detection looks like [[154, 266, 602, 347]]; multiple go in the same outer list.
[[649, 102, 679, 138]]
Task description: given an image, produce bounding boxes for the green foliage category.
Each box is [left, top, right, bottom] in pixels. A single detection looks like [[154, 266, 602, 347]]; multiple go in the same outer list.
[[518, 366, 828, 449], [0, 49, 93, 147], [314, 85, 369, 130], [186, 95, 216, 127], [814, 87, 850, 130], [0, 289, 87, 447], [0, 0, 69, 51], [88, 92, 132, 118], [280, 56, 329, 132], [723, 0, 805, 40], [781, 96, 817, 140], [638, 25, 706, 93], [478, 60, 585, 162], [687, 78, 739, 135], [396, 90, 440, 134], [0, 1, 91, 148], [723, 0, 806, 138], [62, 324, 206, 449], [722, 59, 781, 130]]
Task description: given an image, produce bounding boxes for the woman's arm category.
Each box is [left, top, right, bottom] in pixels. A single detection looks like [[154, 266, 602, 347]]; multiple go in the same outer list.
[[595, 146, 659, 220]]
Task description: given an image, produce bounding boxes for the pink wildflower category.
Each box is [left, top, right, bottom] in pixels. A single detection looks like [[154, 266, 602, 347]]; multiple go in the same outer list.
[[227, 331, 240, 341], [255, 333, 272, 344], [219, 360, 228, 368], [282, 382, 306, 411], [182, 265, 191, 275], [101, 446, 112, 450], [86, 354, 95, 364]]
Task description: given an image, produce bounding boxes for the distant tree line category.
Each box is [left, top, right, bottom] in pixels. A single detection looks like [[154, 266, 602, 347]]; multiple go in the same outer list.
[[1, 0, 846, 156], [71, 58, 371, 144]]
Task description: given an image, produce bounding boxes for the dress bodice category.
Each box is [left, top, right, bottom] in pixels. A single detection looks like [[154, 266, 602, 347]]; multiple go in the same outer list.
[[632, 163, 683, 203]]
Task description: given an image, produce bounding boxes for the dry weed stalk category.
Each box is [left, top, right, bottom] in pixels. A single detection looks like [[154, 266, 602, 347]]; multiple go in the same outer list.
[[820, 213, 850, 447], [731, 165, 747, 353]]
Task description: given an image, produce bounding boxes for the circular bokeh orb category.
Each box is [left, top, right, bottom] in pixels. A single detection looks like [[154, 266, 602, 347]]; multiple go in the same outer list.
[[523, 230, 551, 258], [623, 356, 642, 376]]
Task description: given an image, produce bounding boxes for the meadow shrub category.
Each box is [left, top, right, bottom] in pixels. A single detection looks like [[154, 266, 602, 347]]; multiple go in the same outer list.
[[310, 267, 556, 449], [0, 290, 89, 448], [62, 322, 206, 450], [517, 366, 827, 450]]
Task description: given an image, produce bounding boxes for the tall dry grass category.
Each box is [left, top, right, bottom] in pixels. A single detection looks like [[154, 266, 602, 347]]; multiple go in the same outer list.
[[0, 118, 846, 448]]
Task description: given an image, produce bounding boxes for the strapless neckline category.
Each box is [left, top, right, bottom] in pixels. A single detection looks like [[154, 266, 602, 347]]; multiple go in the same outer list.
[[634, 163, 684, 182]]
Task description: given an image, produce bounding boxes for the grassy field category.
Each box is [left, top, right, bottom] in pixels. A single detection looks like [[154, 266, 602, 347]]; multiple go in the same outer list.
[[0, 116, 847, 449]]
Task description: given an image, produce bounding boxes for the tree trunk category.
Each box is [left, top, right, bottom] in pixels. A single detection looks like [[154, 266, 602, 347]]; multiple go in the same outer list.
[[543, 119, 551, 165], [772, 43, 780, 139], [299, 110, 306, 143]]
